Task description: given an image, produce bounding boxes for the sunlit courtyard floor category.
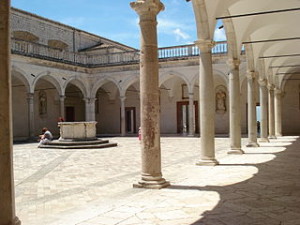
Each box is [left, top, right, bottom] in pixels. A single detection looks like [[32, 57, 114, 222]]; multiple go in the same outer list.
[[14, 136, 300, 225]]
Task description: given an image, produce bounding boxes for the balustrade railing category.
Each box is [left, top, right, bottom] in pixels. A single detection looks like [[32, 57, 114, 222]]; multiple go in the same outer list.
[[11, 39, 228, 67]]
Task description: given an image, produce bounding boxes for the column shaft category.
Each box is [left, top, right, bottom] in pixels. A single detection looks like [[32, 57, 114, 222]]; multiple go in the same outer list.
[[195, 40, 218, 165], [131, 0, 169, 188], [59, 95, 65, 119], [27, 93, 35, 139], [228, 59, 244, 154], [246, 72, 259, 147], [120, 96, 126, 137], [0, 1, 21, 224], [268, 87, 276, 138], [275, 89, 283, 137], [259, 81, 269, 142], [188, 93, 194, 136], [84, 98, 96, 122]]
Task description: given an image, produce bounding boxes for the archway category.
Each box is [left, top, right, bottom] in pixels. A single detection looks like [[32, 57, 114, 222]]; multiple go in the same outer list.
[[12, 71, 29, 140], [95, 81, 120, 135], [124, 81, 140, 135], [34, 77, 60, 136], [64, 83, 85, 123]]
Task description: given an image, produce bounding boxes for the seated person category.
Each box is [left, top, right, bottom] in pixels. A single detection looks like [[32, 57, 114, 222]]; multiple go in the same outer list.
[[38, 127, 53, 147]]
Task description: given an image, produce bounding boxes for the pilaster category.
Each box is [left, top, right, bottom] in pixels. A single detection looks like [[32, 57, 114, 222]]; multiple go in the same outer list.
[[268, 84, 276, 139], [120, 96, 126, 137], [275, 89, 283, 137]]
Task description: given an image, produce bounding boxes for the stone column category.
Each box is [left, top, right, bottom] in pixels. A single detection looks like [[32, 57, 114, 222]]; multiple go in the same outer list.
[[27, 93, 35, 139], [131, 0, 169, 188], [258, 79, 269, 142], [0, 1, 21, 224], [59, 95, 65, 119], [84, 98, 96, 122], [246, 71, 259, 147], [188, 92, 195, 136], [275, 89, 283, 137], [195, 39, 218, 165], [228, 59, 244, 154], [120, 96, 126, 137], [268, 85, 276, 139]]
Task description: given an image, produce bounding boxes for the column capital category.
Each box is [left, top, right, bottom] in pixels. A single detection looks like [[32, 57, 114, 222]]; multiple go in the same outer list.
[[194, 39, 215, 52], [258, 78, 267, 87], [27, 92, 34, 99], [59, 95, 66, 101], [130, 0, 164, 16], [120, 95, 126, 101], [275, 88, 284, 97], [246, 70, 256, 80], [268, 84, 275, 91], [83, 97, 97, 104], [226, 58, 240, 70]]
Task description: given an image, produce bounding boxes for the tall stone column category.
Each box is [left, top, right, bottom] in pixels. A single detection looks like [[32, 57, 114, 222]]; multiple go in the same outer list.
[[0, 1, 21, 224], [195, 40, 218, 165], [188, 92, 195, 136], [59, 95, 65, 119], [228, 59, 244, 154], [246, 71, 259, 147], [131, 0, 169, 188], [84, 98, 96, 121], [27, 93, 35, 139], [275, 89, 283, 137], [268, 85, 276, 139], [120, 96, 126, 137], [258, 79, 269, 142]]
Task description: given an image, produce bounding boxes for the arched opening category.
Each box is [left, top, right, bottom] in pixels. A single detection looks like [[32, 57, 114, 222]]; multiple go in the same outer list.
[[12, 30, 39, 42], [12, 72, 29, 140], [64, 83, 85, 123], [160, 75, 198, 135], [48, 40, 69, 50], [125, 81, 140, 135], [34, 78, 60, 137], [95, 81, 120, 135]]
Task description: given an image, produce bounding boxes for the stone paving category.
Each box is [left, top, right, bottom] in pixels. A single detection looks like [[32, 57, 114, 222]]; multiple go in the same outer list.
[[13, 136, 300, 225]]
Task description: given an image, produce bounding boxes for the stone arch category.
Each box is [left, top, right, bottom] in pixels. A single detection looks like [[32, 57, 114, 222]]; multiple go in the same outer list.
[[91, 77, 120, 99], [33, 73, 63, 96], [11, 66, 30, 93], [122, 76, 139, 97], [12, 30, 39, 42], [48, 40, 68, 50], [63, 76, 88, 98]]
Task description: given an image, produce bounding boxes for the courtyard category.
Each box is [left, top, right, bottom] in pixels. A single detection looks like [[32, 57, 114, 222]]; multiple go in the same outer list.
[[14, 136, 300, 225]]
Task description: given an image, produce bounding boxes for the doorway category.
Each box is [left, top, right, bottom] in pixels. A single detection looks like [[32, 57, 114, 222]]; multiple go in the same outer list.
[[177, 101, 199, 134], [65, 106, 75, 122], [125, 107, 136, 133]]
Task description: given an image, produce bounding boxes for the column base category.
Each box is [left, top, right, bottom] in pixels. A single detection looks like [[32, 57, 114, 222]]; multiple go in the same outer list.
[[196, 159, 219, 166], [268, 135, 277, 139], [228, 148, 245, 154], [11, 217, 21, 225], [246, 142, 260, 147], [275, 134, 282, 137], [188, 134, 195, 137], [133, 178, 170, 189], [259, 138, 270, 143]]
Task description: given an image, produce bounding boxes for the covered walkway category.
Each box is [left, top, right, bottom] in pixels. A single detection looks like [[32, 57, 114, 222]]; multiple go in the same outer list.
[[14, 136, 300, 225]]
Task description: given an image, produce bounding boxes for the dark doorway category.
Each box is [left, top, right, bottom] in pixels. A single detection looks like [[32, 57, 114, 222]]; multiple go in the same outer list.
[[177, 101, 199, 134], [65, 106, 75, 122], [125, 107, 136, 133]]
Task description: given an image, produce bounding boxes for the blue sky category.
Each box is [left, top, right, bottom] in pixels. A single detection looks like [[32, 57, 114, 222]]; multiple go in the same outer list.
[[11, 0, 226, 49]]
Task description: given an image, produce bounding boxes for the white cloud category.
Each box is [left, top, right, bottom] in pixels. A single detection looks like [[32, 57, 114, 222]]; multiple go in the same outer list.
[[173, 28, 190, 41], [214, 28, 227, 41]]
